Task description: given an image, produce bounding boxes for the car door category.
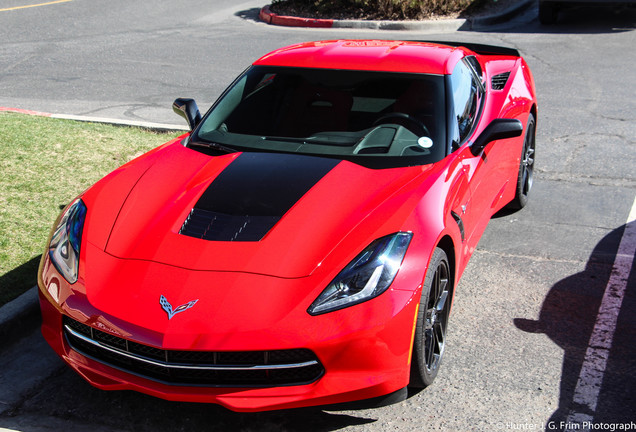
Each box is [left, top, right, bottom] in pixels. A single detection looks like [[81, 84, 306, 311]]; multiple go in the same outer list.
[[447, 57, 502, 254]]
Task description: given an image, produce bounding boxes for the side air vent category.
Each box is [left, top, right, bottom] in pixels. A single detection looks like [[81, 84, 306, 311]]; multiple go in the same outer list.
[[491, 72, 511, 90]]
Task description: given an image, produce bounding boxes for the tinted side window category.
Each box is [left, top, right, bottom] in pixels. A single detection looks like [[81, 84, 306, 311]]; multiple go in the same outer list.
[[450, 60, 482, 144]]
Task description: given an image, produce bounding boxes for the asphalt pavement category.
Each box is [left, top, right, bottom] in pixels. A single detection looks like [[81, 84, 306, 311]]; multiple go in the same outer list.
[[0, 1, 635, 431], [0, 0, 536, 340]]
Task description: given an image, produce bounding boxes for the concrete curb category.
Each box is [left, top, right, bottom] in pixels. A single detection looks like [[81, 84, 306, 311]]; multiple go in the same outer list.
[[0, 107, 188, 132], [259, 0, 534, 31], [259, 4, 466, 30], [0, 286, 40, 349], [53, 113, 188, 133]]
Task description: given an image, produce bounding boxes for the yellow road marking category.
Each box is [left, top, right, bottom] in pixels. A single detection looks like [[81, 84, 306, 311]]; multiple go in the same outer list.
[[0, 0, 72, 12]]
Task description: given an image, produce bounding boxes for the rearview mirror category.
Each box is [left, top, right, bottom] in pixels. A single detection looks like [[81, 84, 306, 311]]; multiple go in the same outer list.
[[172, 98, 202, 131], [471, 118, 523, 156]]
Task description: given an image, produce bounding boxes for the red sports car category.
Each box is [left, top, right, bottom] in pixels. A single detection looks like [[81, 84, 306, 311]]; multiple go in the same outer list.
[[38, 40, 537, 412]]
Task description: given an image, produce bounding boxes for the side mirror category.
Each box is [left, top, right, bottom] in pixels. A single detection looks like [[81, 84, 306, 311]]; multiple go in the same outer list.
[[471, 118, 523, 156], [172, 98, 201, 131]]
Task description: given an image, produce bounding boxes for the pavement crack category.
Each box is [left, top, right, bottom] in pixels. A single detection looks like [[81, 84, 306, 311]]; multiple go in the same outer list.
[[474, 248, 586, 265], [535, 170, 636, 187], [592, 113, 634, 123], [1, 53, 37, 74]]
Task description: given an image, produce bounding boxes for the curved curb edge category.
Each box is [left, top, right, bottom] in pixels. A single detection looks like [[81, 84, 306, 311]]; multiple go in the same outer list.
[[260, 5, 334, 28], [259, 0, 534, 30]]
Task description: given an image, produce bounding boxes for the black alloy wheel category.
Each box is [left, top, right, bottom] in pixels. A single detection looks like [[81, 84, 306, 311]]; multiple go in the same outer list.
[[410, 248, 452, 388], [508, 113, 536, 210]]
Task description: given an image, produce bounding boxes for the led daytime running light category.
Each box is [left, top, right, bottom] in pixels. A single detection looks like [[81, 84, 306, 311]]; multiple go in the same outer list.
[[308, 232, 412, 315]]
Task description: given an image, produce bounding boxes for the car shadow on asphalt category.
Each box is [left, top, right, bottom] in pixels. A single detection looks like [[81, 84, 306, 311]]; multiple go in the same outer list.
[[3, 365, 379, 431], [235, 7, 263, 23], [513, 222, 636, 429], [462, 4, 636, 34]]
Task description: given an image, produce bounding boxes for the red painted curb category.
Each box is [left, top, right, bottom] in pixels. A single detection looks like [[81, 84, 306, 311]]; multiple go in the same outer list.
[[260, 5, 334, 28], [0, 106, 52, 117]]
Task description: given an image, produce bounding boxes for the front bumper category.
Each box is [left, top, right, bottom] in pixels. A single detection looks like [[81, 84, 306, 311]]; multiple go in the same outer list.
[[38, 251, 421, 412]]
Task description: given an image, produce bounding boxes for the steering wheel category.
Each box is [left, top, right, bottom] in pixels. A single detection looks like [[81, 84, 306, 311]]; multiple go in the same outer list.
[[372, 113, 430, 138]]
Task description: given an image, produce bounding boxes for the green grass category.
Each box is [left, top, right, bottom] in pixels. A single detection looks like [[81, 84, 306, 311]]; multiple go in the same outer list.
[[0, 112, 181, 306]]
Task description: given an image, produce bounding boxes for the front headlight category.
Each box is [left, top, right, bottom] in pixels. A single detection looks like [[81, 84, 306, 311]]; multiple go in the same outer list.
[[48, 199, 87, 284], [308, 232, 412, 315]]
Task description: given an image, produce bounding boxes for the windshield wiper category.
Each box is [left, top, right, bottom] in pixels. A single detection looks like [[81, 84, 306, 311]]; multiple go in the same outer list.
[[261, 135, 357, 146], [189, 140, 238, 154], [261, 136, 307, 144]]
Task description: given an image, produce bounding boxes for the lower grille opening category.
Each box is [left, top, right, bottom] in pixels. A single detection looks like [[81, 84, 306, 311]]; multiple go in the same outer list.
[[63, 316, 324, 387]]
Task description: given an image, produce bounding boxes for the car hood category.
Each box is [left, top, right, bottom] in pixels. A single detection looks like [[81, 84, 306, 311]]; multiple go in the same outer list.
[[87, 142, 425, 278]]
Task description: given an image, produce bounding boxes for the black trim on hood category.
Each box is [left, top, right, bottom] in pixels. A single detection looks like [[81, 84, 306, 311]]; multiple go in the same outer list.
[[179, 152, 340, 241]]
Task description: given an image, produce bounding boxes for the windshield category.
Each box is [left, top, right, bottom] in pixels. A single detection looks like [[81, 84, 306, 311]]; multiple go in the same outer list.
[[191, 66, 446, 168]]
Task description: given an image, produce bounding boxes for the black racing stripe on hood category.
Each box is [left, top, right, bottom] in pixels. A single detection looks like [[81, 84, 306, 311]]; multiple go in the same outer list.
[[179, 152, 340, 241]]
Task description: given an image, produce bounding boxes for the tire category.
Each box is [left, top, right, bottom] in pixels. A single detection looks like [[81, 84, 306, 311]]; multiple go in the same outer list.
[[409, 248, 452, 388], [507, 113, 536, 211], [539, 2, 558, 25]]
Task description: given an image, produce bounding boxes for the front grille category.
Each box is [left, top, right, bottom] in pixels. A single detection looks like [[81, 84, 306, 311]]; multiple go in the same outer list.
[[63, 316, 324, 387], [491, 71, 511, 90]]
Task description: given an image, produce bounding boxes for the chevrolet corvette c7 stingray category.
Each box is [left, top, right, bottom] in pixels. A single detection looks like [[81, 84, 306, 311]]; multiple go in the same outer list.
[[38, 40, 537, 412]]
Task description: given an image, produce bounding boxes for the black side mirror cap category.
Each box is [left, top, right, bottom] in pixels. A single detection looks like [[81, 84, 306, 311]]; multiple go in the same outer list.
[[471, 118, 523, 156], [172, 98, 202, 131]]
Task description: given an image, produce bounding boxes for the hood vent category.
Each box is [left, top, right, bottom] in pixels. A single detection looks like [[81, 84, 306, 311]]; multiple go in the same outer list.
[[491, 72, 511, 90], [179, 152, 340, 242], [179, 208, 279, 242]]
